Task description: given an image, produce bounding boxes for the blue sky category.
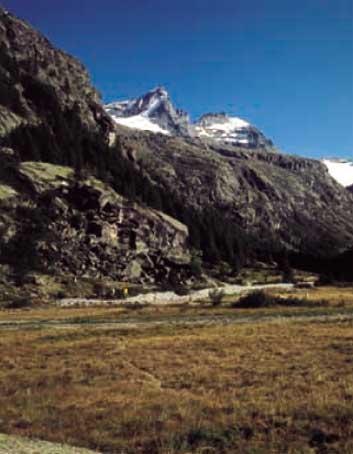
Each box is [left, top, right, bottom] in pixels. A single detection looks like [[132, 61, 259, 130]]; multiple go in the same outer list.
[[4, 0, 353, 158]]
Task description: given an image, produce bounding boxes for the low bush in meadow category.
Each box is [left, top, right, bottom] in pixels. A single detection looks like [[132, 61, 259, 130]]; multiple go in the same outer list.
[[232, 290, 328, 308]]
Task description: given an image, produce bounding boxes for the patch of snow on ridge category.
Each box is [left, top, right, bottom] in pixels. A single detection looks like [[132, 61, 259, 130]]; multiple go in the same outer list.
[[194, 115, 252, 144], [210, 117, 249, 131], [195, 118, 250, 145], [323, 159, 353, 187], [111, 114, 170, 135]]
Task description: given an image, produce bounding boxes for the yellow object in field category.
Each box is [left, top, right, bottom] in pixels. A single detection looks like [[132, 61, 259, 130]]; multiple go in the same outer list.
[[123, 287, 129, 297]]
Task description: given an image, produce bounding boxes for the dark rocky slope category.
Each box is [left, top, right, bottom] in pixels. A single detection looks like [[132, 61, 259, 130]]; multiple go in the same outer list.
[[0, 6, 113, 164], [0, 148, 190, 284], [0, 8, 192, 285]]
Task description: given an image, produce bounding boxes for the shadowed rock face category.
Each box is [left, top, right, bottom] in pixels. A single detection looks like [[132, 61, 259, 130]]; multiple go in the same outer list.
[[0, 153, 191, 283], [0, 7, 113, 160]]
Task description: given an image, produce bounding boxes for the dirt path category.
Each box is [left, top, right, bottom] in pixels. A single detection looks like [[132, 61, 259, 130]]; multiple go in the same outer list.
[[57, 283, 295, 308], [0, 433, 100, 454], [1, 308, 352, 331]]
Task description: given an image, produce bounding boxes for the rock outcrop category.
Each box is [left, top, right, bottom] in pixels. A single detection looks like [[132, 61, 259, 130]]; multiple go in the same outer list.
[[0, 152, 190, 283]]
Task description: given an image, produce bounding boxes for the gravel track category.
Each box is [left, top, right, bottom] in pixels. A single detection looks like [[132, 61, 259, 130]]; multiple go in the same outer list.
[[56, 283, 295, 308], [0, 433, 100, 454]]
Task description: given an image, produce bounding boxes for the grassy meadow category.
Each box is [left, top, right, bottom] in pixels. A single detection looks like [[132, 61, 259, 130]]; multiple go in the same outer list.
[[0, 286, 352, 453]]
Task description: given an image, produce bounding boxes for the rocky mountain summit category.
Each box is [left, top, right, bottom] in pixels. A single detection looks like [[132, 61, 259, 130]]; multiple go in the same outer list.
[[106, 86, 192, 137], [194, 112, 273, 149], [105, 87, 274, 150]]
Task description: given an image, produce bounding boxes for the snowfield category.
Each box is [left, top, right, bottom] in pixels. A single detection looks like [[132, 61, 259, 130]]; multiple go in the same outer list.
[[194, 116, 251, 143], [323, 159, 353, 187], [110, 114, 170, 135], [197, 116, 250, 131]]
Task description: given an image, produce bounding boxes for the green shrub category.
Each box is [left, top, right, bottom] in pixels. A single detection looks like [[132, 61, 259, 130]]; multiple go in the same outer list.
[[187, 426, 236, 447], [209, 288, 225, 306], [232, 291, 327, 308], [5, 296, 32, 309], [318, 272, 335, 286], [55, 290, 66, 299], [190, 253, 203, 278], [161, 281, 190, 296], [124, 302, 148, 310], [173, 285, 190, 296]]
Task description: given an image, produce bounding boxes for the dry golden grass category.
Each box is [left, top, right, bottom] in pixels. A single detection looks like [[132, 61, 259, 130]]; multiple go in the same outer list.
[[271, 286, 353, 303], [0, 304, 352, 453]]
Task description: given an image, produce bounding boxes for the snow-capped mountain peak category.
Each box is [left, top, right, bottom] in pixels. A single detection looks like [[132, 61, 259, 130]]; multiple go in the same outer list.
[[104, 88, 274, 149], [105, 87, 191, 136], [194, 113, 251, 145], [193, 112, 273, 148]]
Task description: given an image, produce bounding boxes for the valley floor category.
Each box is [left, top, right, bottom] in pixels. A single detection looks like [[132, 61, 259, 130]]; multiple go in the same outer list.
[[0, 287, 352, 453]]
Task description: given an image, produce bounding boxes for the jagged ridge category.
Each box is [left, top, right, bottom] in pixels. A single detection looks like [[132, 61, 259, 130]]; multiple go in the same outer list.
[[105, 87, 274, 150]]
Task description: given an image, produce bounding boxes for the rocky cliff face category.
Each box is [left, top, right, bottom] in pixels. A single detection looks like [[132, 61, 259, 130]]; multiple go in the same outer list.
[[113, 127, 353, 258], [0, 7, 113, 163], [0, 149, 190, 283]]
